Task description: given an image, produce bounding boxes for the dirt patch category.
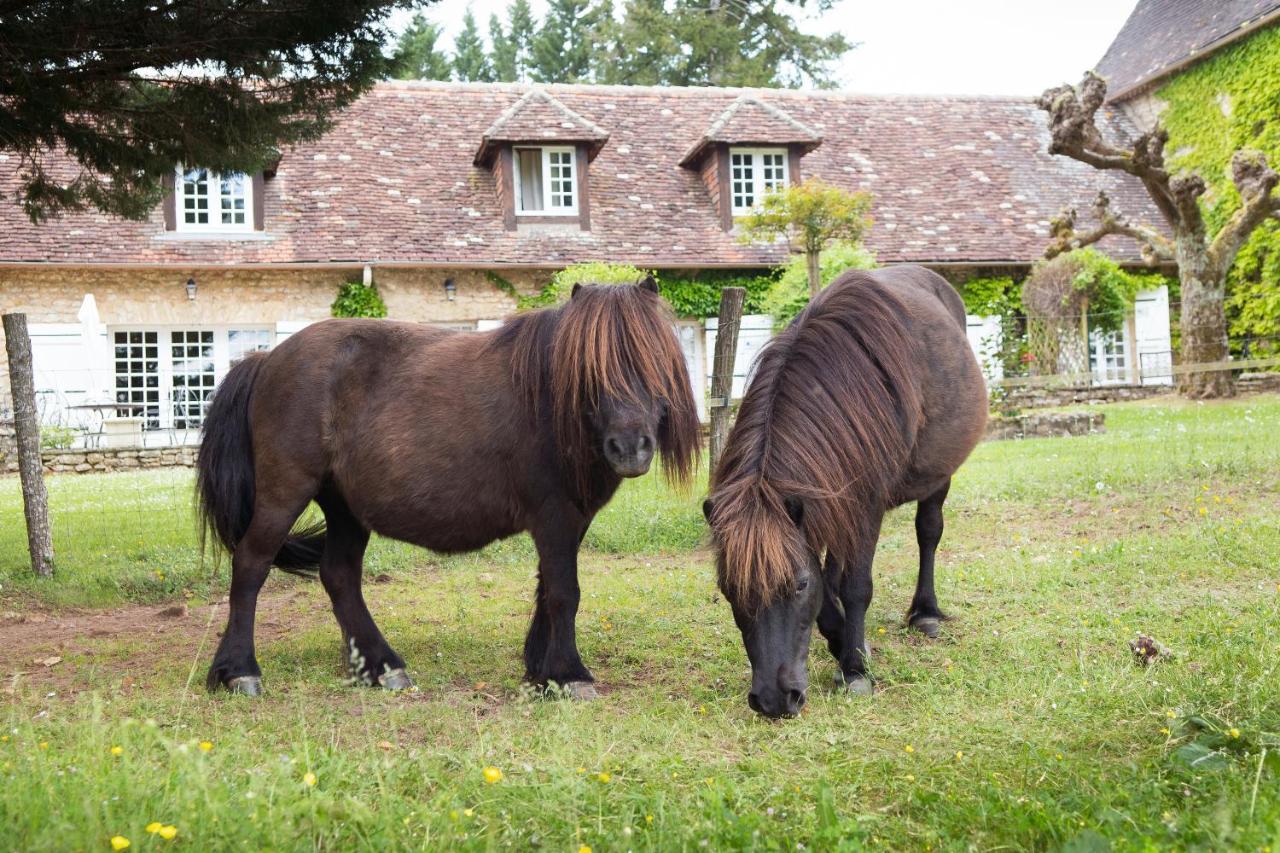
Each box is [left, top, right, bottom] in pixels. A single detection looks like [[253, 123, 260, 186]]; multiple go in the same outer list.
[[1, 583, 328, 697]]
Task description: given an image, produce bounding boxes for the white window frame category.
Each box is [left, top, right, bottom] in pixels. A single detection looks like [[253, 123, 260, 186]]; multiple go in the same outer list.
[[175, 167, 254, 233], [108, 325, 274, 430], [729, 147, 790, 216], [513, 146, 579, 217]]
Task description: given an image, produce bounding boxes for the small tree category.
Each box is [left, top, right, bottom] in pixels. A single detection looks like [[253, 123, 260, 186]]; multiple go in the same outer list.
[[739, 179, 873, 298], [1037, 72, 1280, 398]]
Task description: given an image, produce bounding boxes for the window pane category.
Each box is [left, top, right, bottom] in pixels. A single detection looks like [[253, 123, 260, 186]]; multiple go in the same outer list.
[[517, 149, 544, 211], [761, 153, 787, 193], [229, 329, 272, 363], [113, 330, 161, 429], [220, 173, 248, 225], [731, 152, 755, 211], [170, 330, 217, 429], [549, 150, 574, 209]]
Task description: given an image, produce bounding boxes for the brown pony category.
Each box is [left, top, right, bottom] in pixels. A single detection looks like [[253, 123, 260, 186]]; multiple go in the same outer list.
[[197, 279, 698, 697], [703, 266, 987, 718]]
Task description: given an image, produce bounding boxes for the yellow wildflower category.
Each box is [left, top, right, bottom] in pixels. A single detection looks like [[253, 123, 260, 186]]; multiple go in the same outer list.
[[877, 627, 886, 635], [1166, 710, 1176, 719], [596, 772, 611, 783], [903, 745, 914, 754], [955, 751, 964, 760], [1198, 507, 1208, 516], [1055, 753, 1064, 760], [645, 814, 654, 824], [1229, 728, 1240, 739], [303, 772, 317, 787], [198, 741, 213, 752], [463, 808, 474, 818], [110, 746, 123, 756], [482, 766, 503, 784], [38, 741, 48, 750], [110, 837, 131, 851], [145, 823, 162, 834], [579, 846, 592, 853], [158, 826, 177, 841], [1160, 727, 1170, 736], [698, 705, 707, 715], [905, 774, 915, 781]]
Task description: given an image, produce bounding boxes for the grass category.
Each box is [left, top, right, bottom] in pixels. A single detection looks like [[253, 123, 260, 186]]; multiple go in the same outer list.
[[2, 394, 1279, 850]]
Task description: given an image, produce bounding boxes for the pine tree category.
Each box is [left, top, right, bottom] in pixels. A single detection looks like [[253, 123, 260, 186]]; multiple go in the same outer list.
[[391, 14, 453, 82], [508, 0, 537, 82], [453, 11, 494, 82], [1, 0, 407, 221], [531, 0, 596, 83], [489, 14, 518, 82]]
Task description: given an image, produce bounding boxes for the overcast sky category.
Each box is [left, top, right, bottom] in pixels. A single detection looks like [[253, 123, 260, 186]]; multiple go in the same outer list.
[[394, 1, 1138, 95]]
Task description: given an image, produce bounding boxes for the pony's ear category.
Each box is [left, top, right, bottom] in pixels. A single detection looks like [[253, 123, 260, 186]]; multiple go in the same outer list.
[[783, 496, 804, 527], [702, 497, 714, 522], [571, 283, 584, 299], [637, 274, 658, 294]]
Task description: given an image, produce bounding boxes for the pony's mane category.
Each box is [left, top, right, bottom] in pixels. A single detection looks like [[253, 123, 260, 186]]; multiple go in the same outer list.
[[707, 270, 924, 609], [496, 283, 699, 496]]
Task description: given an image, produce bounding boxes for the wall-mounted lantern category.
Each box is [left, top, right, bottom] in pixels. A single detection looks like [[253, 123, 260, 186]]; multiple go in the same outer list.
[[185, 277, 198, 301], [443, 278, 457, 302]]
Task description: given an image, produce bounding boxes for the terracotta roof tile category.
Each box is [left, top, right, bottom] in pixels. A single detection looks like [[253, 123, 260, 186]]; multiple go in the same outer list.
[[0, 80, 1163, 268], [680, 95, 822, 165], [1096, 0, 1280, 100], [474, 88, 610, 164]]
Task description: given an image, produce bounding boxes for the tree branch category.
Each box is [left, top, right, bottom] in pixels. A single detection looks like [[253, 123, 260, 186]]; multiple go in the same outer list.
[[1044, 190, 1174, 264], [1037, 71, 1195, 231], [1208, 148, 1280, 272]]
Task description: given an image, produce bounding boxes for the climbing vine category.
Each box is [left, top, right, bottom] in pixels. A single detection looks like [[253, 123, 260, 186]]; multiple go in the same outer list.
[[1158, 25, 1280, 352], [330, 279, 387, 318]]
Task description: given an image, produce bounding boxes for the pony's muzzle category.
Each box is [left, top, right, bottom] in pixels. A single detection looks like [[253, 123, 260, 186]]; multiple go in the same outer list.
[[748, 684, 806, 718], [603, 432, 655, 477]]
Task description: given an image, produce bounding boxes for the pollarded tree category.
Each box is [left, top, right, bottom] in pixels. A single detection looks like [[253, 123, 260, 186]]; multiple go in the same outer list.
[[1, 0, 417, 222], [1038, 72, 1280, 398], [739, 178, 873, 297]]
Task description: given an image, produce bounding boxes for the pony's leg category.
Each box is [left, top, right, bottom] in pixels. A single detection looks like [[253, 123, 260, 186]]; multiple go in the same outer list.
[[206, 492, 311, 695], [524, 519, 594, 698], [316, 495, 410, 690], [907, 479, 951, 638], [815, 554, 845, 661], [832, 515, 882, 696]]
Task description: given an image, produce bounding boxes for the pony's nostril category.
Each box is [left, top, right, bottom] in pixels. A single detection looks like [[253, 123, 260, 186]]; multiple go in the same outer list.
[[606, 437, 624, 457], [787, 689, 805, 712], [747, 692, 763, 713], [638, 435, 653, 453]]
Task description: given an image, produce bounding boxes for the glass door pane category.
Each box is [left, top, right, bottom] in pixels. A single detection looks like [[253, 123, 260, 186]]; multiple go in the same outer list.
[[171, 330, 216, 429]]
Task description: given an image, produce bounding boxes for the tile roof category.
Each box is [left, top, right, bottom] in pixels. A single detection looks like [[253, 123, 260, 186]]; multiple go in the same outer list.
[[1095, 0, 1280, 100], [474, 88, 610, 165], [0, 80, 1163, 269], [679, 95, 822, 166]]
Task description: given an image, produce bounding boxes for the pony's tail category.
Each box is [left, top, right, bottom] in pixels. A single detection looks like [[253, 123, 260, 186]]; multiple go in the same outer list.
[[196, 353, 326, 576]]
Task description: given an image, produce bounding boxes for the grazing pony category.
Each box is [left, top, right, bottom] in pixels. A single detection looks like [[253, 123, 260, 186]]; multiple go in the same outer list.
[[198, 279, 698, 697], [703, 266, 987, 718]]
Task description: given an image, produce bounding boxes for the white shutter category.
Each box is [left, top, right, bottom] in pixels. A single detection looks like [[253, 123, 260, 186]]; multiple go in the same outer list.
[[705, 314, 773, 400], [29, 323, 108, 427], [1133, 286, 1174, 386], [274, 320, 313, 345], [966, 314, 1004, 383]]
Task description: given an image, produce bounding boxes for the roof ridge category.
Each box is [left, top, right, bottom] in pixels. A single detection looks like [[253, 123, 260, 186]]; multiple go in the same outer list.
[[704, 94, 821, 140], [480, 87, 609, 139]]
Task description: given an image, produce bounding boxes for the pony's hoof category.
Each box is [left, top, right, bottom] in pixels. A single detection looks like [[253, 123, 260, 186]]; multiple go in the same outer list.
[[909, 616, 942, 638], [835, 673, 873, 696], [226, 675, 263, 697], [563, 680, 599, 701], [378, 668, 414, 691]]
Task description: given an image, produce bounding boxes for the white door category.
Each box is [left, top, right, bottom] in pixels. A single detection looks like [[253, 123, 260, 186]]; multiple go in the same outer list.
[[705, 315, 773, 400]]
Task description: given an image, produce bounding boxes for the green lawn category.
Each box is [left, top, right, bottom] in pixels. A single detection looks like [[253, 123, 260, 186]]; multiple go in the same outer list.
[[2, 395, 1279, 851]]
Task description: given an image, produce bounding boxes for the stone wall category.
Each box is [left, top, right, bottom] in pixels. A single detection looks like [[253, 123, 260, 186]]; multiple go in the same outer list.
[[2, 444, 199, 475], [1005, 383, 1168, 409], [985, 411, 1105, 441], [0, 264, 551, 409]]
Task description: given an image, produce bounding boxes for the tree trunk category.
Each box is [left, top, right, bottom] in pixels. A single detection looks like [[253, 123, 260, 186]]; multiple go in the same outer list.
[[708, 287, 745, 472], [805, 250, 821, 298], [1176, 247, 1234, 399], [2, 313, 55, 576]]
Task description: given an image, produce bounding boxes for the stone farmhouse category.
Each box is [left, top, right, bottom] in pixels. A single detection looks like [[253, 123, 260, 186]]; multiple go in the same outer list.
[[0, 75, 1173, 446]]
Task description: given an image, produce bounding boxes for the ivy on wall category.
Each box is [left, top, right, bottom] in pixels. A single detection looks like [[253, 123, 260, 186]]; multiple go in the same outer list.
[[331, 279, 387, 318], [1157, 24, 1280, 351]]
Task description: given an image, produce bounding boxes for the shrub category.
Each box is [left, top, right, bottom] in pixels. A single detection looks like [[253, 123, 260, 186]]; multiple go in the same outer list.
[[517, 261, 653, 310], [760, 241, 877, 329]]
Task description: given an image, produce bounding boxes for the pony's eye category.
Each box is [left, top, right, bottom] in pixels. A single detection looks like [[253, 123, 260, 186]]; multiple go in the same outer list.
[[795, 578, 809, 593]]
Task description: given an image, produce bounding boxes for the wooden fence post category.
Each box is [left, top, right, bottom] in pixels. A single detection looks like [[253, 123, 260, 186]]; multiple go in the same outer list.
[[2, 313, 55, 577], [708, 287, 745, 472]]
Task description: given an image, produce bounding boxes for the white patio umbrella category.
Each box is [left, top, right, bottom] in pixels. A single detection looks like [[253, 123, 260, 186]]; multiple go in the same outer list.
[[76, 293, 108, 403]]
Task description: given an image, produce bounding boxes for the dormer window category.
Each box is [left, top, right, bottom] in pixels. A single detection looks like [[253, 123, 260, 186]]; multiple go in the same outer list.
[[729, 148, 789, 215], [176, 168, 252, 232], [515, 146, 578, 216]]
